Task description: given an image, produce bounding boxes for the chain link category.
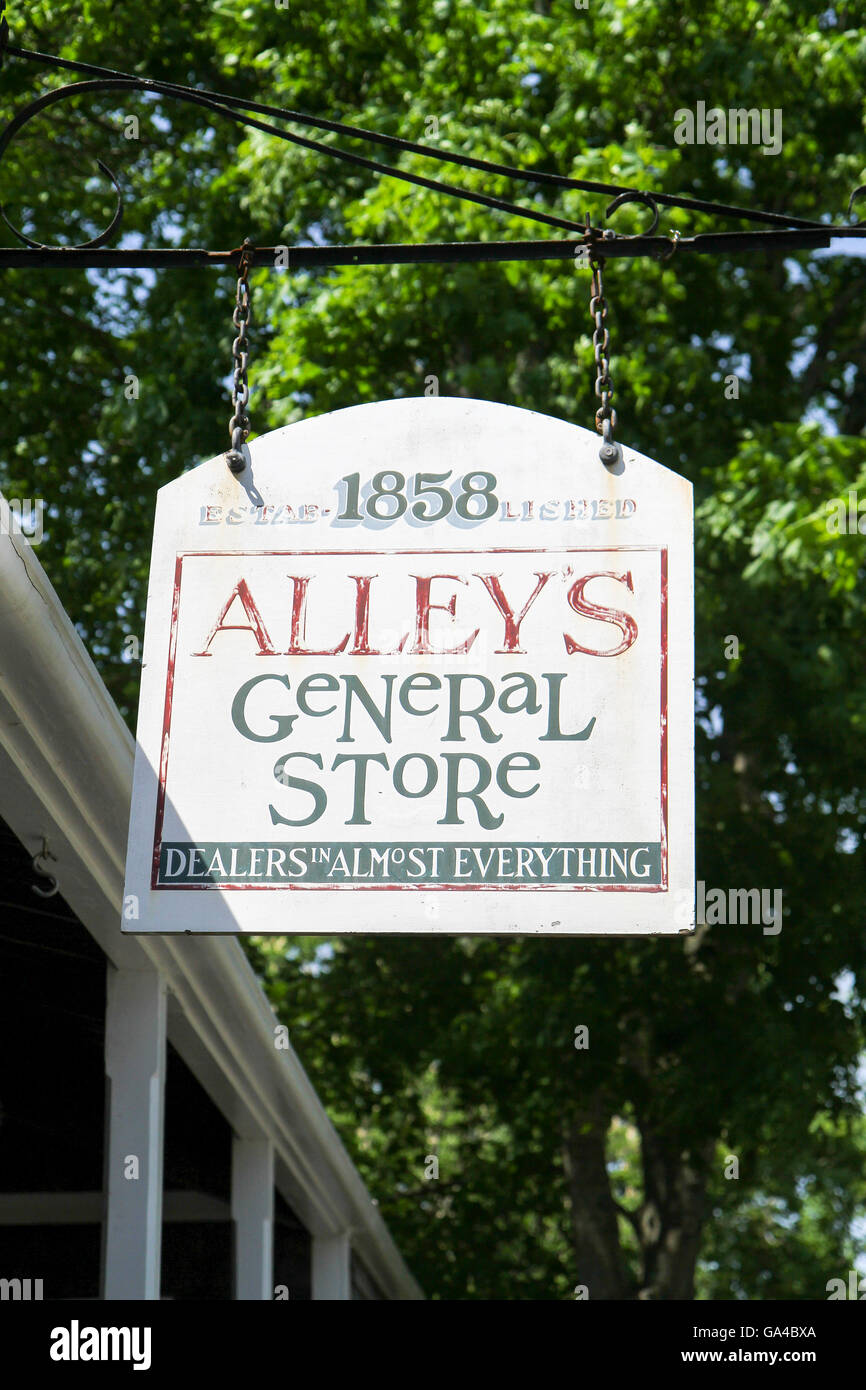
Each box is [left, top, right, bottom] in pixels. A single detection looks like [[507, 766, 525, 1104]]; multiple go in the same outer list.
[[226, 238, 254, 474], [589, 257, 617, 451]]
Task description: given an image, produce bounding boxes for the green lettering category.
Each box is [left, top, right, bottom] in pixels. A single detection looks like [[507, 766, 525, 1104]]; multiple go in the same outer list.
[[332, 752, 390, 824], [538, 673, 596, 741], [498, 672, 541, 716], [337, 675, 395, 743], [270, 752, 326, 825], [297, 672, 339, 717], [443, 674, 501, 743], [393, 753, 438, 798], [232, 673, 296, 743], [438, 753, 503, 829], [399, 672, 441, 716], [496, 752, 541, 798]]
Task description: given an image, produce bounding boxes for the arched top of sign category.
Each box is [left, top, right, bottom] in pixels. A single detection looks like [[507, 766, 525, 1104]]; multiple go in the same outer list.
[[167, 396, 688, 511], [125, 397, 694, 936]]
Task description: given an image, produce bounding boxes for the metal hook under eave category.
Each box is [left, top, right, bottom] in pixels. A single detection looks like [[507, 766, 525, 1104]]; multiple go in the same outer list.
[[32, 839, 59, 898]]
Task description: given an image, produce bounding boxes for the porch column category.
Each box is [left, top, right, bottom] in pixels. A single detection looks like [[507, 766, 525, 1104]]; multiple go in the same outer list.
[[312, 1232, 351, 1300], [103, 967, 167, 1299], [232, 1136, 274, 1299]]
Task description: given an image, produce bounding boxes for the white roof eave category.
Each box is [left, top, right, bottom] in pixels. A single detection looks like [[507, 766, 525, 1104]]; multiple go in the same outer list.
[[0, 520, 422, 1300]]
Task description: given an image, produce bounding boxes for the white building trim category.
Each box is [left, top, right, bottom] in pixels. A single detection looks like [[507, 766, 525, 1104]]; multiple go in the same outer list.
[[0, 524, 422, 1301]]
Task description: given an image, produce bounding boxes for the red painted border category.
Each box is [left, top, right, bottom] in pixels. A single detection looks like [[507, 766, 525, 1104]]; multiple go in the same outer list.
[[152, 547, 669, 892], [659, 548, 668, 888], [151, 553, 184, 890]]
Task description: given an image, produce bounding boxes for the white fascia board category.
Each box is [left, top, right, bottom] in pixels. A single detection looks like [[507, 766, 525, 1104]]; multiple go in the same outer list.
[[0, 523, 422, 1301]]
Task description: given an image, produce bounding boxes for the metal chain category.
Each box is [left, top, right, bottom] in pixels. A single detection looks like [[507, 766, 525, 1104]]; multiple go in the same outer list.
[[589, 257, 620, 466], [226, 238, 254, 474]]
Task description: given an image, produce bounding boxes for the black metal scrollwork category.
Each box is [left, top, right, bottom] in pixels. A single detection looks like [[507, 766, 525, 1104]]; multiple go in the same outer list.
[[0, 40, 863, 265], [0, 71, 591, 253], [0, 77, 259, 251]]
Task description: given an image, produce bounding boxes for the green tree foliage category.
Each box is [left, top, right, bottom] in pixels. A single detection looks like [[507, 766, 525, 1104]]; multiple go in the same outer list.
[[2, 0, 865, 1298]]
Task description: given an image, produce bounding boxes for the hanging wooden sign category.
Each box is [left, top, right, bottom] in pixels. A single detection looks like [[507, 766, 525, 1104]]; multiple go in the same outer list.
[[123, 397, 694, 934]]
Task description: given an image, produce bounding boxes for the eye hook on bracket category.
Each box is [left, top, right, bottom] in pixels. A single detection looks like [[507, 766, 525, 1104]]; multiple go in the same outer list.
[[604, 189, 661, 239], [657, 228, 682, 263]]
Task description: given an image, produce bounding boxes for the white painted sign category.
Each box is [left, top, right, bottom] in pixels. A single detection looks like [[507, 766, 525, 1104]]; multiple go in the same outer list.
[[123, 398, 694, 934]]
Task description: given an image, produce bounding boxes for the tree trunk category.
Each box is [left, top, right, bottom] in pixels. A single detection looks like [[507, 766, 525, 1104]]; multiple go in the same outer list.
[[635, 1132, 714, 1300], [562, 1107, 632, 1299], [563, 1107, 714, 1300]]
